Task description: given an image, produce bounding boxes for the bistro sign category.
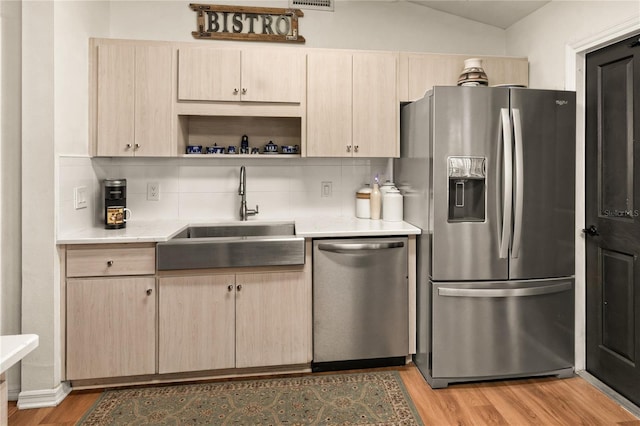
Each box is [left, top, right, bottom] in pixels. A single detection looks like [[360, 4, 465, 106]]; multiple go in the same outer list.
[[189, 4, 305, 43]]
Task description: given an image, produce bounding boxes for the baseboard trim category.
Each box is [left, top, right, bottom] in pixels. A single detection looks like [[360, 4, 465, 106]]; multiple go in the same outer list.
[[17, 382, 71, 409], [577, 370, 640, 419]]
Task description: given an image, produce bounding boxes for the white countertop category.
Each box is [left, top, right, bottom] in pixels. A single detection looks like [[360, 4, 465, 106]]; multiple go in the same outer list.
[[57, 220, 189, 244], [1, 334, 39, 374], [57, 217, 420, 244], [293, 216, 421, 237]]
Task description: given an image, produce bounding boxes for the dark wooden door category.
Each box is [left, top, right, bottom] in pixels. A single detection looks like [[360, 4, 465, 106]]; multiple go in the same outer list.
[[585, 33, 640, 407]]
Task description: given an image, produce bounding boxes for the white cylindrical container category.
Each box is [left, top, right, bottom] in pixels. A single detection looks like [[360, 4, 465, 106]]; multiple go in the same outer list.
[[370, 182, 381, 220], [383, 186, 403, 222], [379, 180, 395, 215], [356, 184, 372, 219]]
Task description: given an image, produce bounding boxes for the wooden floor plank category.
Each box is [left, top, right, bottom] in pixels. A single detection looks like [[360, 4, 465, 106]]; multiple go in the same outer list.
[[6, 364, 639, 425]]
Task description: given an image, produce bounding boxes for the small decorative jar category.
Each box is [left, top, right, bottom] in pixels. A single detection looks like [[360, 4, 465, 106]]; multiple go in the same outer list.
[[457, 58, 489, 87], [356, 184, 372, 219]]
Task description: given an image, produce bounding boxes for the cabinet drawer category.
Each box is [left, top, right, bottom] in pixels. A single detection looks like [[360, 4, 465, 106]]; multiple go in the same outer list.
[[67, 246, 155, 277]]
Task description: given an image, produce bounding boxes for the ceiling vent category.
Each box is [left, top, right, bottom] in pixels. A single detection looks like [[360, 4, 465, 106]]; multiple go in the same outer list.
[[289, 0, 334, 12]]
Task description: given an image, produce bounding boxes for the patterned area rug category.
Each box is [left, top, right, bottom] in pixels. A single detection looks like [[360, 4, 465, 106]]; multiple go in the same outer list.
[[78, 371, 423, 425]]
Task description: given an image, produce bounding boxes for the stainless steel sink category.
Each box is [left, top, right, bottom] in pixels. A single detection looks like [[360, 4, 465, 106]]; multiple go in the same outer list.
[[173, 223, 295, 239], [157, 222, 304, 270]]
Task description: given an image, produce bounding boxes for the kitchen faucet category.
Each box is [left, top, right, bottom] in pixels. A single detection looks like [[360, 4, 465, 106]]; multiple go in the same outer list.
[[238, 166, 259, 221]]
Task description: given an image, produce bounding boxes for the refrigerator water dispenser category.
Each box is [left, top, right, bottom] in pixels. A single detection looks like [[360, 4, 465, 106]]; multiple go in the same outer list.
[[448, 157, 485, 222]]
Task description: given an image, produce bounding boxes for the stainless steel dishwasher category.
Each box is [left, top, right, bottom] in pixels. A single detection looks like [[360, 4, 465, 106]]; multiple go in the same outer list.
[[312, 237, 408, 370]]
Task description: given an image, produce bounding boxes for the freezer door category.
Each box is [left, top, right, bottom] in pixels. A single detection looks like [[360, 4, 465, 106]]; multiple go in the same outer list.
[[509, 89, 576, 279], [431, 86, 510, 281], [431, 278, 574, 382]]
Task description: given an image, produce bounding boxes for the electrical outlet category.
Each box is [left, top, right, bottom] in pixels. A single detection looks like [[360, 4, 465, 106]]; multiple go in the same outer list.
[[321, 181, 332, 198], [74, 186, 88, 210], [147, 182, 160, 201]]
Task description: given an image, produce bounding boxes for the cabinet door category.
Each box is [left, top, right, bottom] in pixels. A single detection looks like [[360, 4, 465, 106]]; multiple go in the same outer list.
[[353, 52, 399, 158], [241, 50, 304, 103], [235, 271, 311, 368], [96, 44, 135, 156], [66, 277, 156, 380], [306, 51, 353, 157], [177, 48, 241, 102], [158, 275, 235, 374], [480, 57, 529, 87], [134, 45, 173, 156]]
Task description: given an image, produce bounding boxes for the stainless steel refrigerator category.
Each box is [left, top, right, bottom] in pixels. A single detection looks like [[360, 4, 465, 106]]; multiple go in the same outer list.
[[395, 86, 576, 388]]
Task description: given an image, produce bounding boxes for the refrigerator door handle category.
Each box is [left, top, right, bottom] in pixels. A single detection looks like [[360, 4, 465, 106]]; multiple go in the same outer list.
[[437, 281, 573, 298], [512, 108, 524, 258], [499, 108, 513, 259]]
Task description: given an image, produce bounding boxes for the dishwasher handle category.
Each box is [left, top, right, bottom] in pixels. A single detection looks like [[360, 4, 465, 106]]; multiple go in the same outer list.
[[438, 281, 572, 298], [317, 241, 405, 252]]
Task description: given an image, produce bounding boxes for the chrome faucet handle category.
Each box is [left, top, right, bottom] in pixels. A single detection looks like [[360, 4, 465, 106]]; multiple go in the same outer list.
[[247, 205, 259, 217]]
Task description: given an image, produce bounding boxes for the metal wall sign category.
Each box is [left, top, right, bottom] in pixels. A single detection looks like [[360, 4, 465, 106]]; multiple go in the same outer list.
[[190, 4, 305, 43]]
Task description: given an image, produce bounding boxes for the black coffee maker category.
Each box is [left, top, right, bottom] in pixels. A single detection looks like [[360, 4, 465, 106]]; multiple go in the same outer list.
[[104, 179, 128, 229]]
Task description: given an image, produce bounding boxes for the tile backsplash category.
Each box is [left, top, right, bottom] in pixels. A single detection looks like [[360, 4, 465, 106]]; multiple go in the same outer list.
[[58, 155, 391, 234]]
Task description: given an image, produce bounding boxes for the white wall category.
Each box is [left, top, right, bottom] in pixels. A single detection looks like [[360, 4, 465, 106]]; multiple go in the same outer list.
[[1, 0, 23, 400], [506, 0, 640, 372], [506, 1, 640, 89], [108, 0, 506, 54], [16, 0, 110, 404]]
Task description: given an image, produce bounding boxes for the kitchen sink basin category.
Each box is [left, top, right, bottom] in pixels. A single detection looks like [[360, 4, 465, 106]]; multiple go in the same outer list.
[[157, 222, 304, 270], [172, 223, 295, 239]]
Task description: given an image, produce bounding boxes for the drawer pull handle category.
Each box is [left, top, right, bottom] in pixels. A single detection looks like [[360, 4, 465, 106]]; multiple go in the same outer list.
[[236, 284, 242, 291], [227, 285, 234, 292], [106, 260, 114, 267], [146, 289, 153, 296]]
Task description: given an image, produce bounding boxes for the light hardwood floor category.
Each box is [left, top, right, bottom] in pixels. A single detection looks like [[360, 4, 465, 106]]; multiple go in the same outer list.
[[7, 364, 640, 425]]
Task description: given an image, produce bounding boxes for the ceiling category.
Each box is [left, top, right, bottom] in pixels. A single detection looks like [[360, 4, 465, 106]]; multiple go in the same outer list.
[[407, 1, 551, 29]]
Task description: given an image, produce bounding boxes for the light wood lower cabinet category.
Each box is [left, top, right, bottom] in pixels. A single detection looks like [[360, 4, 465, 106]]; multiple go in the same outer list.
[[158, 270, 311, 374], [158, 274, 236, 374], [66, 277, 156, 380]]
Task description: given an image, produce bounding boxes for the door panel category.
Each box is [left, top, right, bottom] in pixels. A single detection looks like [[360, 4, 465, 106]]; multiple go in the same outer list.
[[586, 33, 640, 407], [601, 249, 635, 362], [431, 86, 509, 281], [509, 89, 576, 279]]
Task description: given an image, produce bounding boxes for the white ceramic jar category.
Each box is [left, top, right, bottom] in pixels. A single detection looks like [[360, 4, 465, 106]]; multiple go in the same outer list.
[[356, 184, 372, 219], [383, 186, 403, 222]]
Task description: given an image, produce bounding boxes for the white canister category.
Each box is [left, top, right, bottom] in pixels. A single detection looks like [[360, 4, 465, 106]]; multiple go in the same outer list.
[[379, 180, 396, 215], [356, 185, 372, 219], [383, 187, 403, 222]]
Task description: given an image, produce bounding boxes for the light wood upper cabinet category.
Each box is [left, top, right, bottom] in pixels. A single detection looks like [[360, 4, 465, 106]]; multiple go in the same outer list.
[[158, 274, 235, 374], [66, 277, 156, 380], [353, 52, 399, 158], [177, 48, 304, 103], [306, 50, 399, 158], [306, 51, 353, 157], [93, 41, 174, 157], [400, 53, 529, 102], [96, 44, 135, 156]]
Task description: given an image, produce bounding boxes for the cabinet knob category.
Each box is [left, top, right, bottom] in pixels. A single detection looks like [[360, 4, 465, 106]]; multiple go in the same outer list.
[[126, 144, 132, 149], [227, 285, 234, 292], [135, 143, 140, 150], [146, 288, 153, 296], [241, 88, 247, 95], [106, 260, 114, 267], [346, 145, 352, 152], [236, 284, 242, 291], [233, 88, 239, 95], [354, 145, 359, 153]]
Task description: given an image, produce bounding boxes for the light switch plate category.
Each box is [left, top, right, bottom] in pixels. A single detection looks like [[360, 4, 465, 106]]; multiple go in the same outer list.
[[321, 181, 332, 198], [74, 186, 88, 210]]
